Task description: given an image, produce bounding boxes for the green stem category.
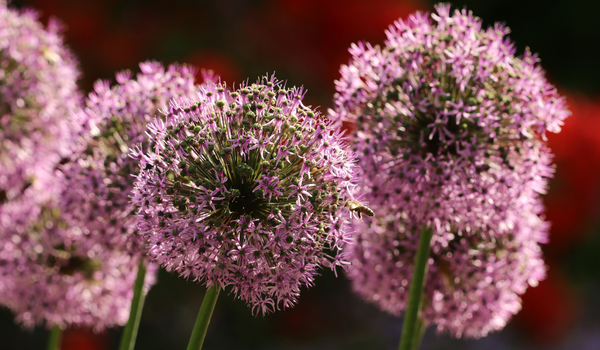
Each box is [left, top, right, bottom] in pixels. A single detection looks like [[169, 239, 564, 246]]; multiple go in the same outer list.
[[47, 324, 62, 350], [187, 285, 221, 350], [118, 259, 148, 350], [411, 316, 427, 350], [398, 224, 433, 350]]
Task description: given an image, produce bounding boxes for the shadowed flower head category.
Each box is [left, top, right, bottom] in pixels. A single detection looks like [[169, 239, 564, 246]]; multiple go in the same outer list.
[[58, 62, 202, 253], [0, 175, 157, 331], [331, 3, 569, 337], [0, 62, 201, 330], [0, 0, 81, 204], [348, 200, 547, 338], [131, 75, 358, 314]]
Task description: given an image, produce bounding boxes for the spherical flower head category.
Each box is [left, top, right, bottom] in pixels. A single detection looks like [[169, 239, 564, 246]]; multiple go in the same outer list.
[[0, 175, 156, 331], [132, 75, 358, 314], [0, 1, 81, 204], [331, 3, 569, 245], [331, 3, 569, 337], [58, 62, 204, 253], [0, 61, 197, 330], [348, 199, 547, 338]]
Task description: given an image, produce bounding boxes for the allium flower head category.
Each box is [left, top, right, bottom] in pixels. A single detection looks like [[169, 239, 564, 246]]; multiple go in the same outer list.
[[332, 3, 568, 243], [348, 202, 547, 338], [59, 62, 201, 253], [0, 62, 197, 330], [331, 3, 569, 338], [0, 1, 81, 204], [132, 75, 358, 314], [0, 175, 157, 331]]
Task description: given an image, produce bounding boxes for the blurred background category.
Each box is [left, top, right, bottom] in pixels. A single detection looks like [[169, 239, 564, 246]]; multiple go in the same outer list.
[[2, 0, 600, 349]]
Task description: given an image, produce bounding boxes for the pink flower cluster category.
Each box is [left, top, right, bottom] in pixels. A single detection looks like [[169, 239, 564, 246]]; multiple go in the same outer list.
[[0, 0, 81, 205], [0, 57, 196, 328], [58, 61, 201, 254], [0, 177, 156, 330], [131, 75, 358, 314], [331, 4, 569, 337]]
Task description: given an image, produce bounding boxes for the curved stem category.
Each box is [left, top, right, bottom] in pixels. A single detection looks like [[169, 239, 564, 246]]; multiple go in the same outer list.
[[47, 324, 62, 350], [398, 224, 433, 350], [118, 259, 148, 350], [187, 285, 221, 350]]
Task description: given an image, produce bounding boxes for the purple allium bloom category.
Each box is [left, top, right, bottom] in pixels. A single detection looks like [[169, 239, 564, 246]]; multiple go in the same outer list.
[[0, 0, 81, 204], [347, 201, 547, 338], [131, 75, 358, 314], [331, 4, 569, 338], [0, 62, 200, 330], [0, 175, 157, 331], [58, 62, 202, 253]]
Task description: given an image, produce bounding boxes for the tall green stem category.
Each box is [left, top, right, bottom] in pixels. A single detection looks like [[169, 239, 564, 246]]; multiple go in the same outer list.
[[398, 224, 433, 350], [118, 259, 148, 350], [47, 324, 62, 350], [411, 316, 427, 350], [187, 285, 221, 350]]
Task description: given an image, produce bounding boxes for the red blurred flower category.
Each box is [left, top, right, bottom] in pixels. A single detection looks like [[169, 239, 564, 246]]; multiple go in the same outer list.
[[515, 266, 578, 344], [545, 93, 600, 256], [183, 50, 242, 84], [62, 328, 108, 350], [240, 0, 426, 107]]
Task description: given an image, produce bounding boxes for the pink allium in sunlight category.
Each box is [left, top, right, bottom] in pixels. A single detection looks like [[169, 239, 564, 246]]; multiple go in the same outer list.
[[331, 3, 569, 337], [131, 76, 358, 314]]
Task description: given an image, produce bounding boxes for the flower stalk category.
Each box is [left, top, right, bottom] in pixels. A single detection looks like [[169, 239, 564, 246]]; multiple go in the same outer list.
[[118, 259, 148, 350], [411, 316, 426, 350], [398, 225, 433, 350], [187, 285, 221, 350], [47, 324, 62, 350]]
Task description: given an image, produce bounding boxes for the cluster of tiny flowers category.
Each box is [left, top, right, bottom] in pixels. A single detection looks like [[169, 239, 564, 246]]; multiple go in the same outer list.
[[0, 174, 156, 331], [331, 4, 568, 337], [0, 61, 201, 330], [0, 0, 81, 204], [348, 201, 546, 338], [131, 75, 358, 314], [58, 62, 202, 253]]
